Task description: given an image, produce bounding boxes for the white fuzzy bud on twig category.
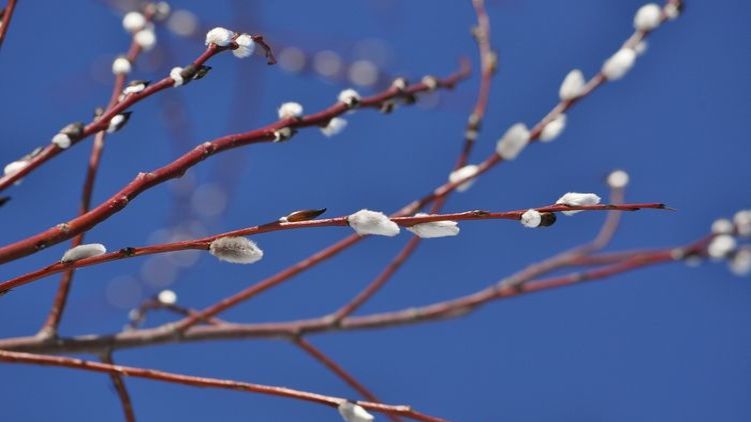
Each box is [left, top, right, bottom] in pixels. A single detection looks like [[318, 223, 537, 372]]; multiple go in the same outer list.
[[209, 236, 264, 264], [733, 210, 751, 237], [422, 75, 438, 90], [205, 27, 235, 46], [61, 243, 106, 263], [556, 192, 602, 215], [107, 112, 132, 133], [406, 213, 460, 238], [539, 114, 566, 142], [232, 33, 256, 58], [559, 69, 585, 101], [170, 67, 184, 87], [711, 219, 734, 235], [278, 102, 303, 119], [664, 3, 681, 20], [602, 48, 636, 81], [449, 164, 479, 192], [321, 117, 347, 137], [729, 248, 751, 276], [52, 133, 72, 149], [348, 209, 400, 237], [520, 209, 542, 228], [273, 127, 294, 142], [495, 123, 530, 160], [112, 56, 132, 75], [157, 289, 177, 305], [708, 235, 737, 259], [338, 401, 374, 422], [607, 170, 630, 189], [338, 89, 361, 107], [122, 80, 148, 96], [4, 160, 28, 178], [134, 28, 157, 51], [634, 4, 663, 31], [122, 12, 146, 33]]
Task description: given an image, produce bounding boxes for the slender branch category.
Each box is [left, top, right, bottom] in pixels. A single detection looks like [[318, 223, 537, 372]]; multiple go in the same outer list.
[[39, 15, 154, 339], [0, 64, 469, 265], [0, 350, 445, 422], [0, 0, 18, 50], [294, 337, 402, 422], [101, 350, 136, 422]]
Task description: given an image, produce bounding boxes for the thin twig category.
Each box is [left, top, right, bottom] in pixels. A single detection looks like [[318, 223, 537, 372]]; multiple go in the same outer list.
[[100, 350, 136, 422], [0, 0, 18, 50]]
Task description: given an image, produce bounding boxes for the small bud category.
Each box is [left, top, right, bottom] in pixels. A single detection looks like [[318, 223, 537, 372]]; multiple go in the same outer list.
[[406, 213, 460, 238], [193, 65, 212, 80], [338, 89, 361, 107], [205, 27, 235, 46], [392, 77, 408, 91], [602, 48, 636, 81], [634, 40, 649, 56], [321, 117, 348, 137], [733, 210, 751, 237], [209, 236, 264, 264], [711, 219, 734, 235], [233, 33, 256, 58], [278, 102, 304, 119], [539, 114, 566, 142], [0, 196, 10, 207], [3, 160, 28, 178], [170, 67, 184, 87], [495, 123, 530, 160], [280, 208, 327, 223], [606, 170, 630, 189], [634, 4, 662, 31], [380, 101, 396, 114], [664, 3, 681, 20], [122, 12, 146, 33], [149, 2, 171, 21], [348, 209, 400, 237], [112, 56, 132, 75], [539, 212, 557, 227], [559, 69, 585, 101], [556, 192, 602, 215], [338, 401, 374, 422], [707, 235, 737, 260], [122, 80, 149, 96], [449, 164, 479, 192], [273, 127, 295, 142], [134, 28, 157, 51], [157, 289, 177, 305], [520, 209, 542, 228], [61, 243, 107, 263], [729, 247, 751, 276], [52, 122, 85, 149], [107, 112, 132, 133], [422, 75, 438, 90]]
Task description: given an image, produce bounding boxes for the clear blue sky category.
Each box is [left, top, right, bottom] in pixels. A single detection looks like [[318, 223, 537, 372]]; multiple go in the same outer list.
[[1, 1, 749, 421]]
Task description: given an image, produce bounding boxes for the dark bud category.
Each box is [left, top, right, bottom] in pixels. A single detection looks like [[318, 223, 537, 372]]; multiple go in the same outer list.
[[108, 112, 132, 133], [380, 101, 396, 114], [60, 122, 85, 140], [0, 288, 10, 297], [127, 79, 150, 89], [282, 208, 327, 223], [402, 93, 417, 105], [194, 65, 212, 80], [539, 212, 557, 227], [0, 196, 10, 208], [119, 247, 136, 257]]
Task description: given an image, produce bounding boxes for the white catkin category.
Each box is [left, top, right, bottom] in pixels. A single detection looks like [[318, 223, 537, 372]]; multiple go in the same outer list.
[[338, 402, 374, 422], [122, 82, 146, 96], [61, 243, 107, 263], [170, 67, 184, 86], [52, 133, 72, 149], [338, 88, 361, 106], [112, 57, 132, 75], [602, 48, 637, 80], [556, 192, 602, 216], [520, 209, 542, 228], [711, 219, 734, 235], [122, 12, 146, 33], [607, 170, 630, 189], [664, 3, 680, 20], [634, 3, 662, 31], [449, 164, 479, 192], [4, 160, 28, 177], [495, 123, 530, 160], [708, 235, 737, 259], [321, 117, 347, 137], [559, 69, 585, 101], [539, 114, 567, 142], [348, 209, 400, 237], [278, 102, 304, 119], [233, 33, 256, 58], [107, 114, 126, 133], [729, 248, 751, 276], [134, 29, 157, 51], [209, 236, 264, 264], [157, 289, 177, 305], [733, 210, 751, 237], [205, 27, 235, 46], [406, 213, 460, 238]]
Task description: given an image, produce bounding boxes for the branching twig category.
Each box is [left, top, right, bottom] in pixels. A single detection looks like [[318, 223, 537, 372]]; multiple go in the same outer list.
[[101, 350, 136, 422]]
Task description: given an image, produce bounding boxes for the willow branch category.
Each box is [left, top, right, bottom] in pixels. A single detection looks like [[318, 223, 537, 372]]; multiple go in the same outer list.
[[0, 64, 469, 264], [0, 350, 445, 422], [100, 350, 136, 422], [0, 0, 18, 50]]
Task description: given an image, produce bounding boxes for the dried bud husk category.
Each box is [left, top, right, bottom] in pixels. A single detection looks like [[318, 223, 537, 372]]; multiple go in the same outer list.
[[281, 208, 327, 223], [539, 212, 557, 227]]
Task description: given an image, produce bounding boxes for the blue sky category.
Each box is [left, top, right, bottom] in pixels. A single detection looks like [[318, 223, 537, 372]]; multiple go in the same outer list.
[[0, 1, 749, 421]]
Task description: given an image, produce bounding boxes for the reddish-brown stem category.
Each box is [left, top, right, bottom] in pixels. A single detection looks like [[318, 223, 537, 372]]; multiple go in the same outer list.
[[0, 350, 445, 422], [39, 28, 149, 339], [294, 337, 402, 422], [0, 64, 469, 264], [0, 0, 18, 50], [101, 350, 136, 422], [0, 44, 227, 191]]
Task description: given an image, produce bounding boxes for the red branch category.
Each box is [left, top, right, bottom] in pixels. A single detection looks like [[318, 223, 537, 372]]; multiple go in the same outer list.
[[0, 0, 18, 50], [101, 351, 136, 422], [0, 350, 445, 422], [0, 64, 469, 264]]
